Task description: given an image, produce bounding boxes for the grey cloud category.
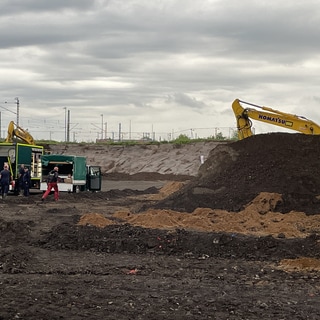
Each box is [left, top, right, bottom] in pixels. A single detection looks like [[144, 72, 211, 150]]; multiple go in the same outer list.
[[165, 93, 207, 110], [1, 0, 320, 141], [0, 0, 95, 14]]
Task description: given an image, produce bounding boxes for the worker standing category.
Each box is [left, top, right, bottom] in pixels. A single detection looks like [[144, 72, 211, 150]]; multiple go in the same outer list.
[[0, 164, 11, 199], [41, 166, 59, 201], [17, 164, 25, 196], [23, 167, 31, 197]]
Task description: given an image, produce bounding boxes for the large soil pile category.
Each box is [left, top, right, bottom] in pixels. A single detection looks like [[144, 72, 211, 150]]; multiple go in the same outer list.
[[47, 141, 222, 177], [155, 133, 320, 214]]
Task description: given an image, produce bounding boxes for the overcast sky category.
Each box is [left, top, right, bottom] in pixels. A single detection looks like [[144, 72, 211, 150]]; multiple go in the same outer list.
[[1, 0, 320, 142]]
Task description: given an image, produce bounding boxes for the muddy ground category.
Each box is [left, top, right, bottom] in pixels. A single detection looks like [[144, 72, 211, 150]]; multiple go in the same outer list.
[[2, 133, 320, 319]]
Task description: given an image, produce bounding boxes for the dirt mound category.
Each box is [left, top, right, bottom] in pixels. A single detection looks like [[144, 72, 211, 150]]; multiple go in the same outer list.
[[144, 181, 186, 200], [49, 141, 222, 177], [38, 221, 320, 262], [155, 133, 320, 214], [77, 213, 114, 228], [278, 257, 320, 272], [110, 192, 320, 238], [73, 192, 320, 239]]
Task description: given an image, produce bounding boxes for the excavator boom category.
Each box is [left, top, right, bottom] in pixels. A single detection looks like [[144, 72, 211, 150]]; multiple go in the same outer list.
[[5, 121, 35, 145], [232, 99, 320, 140]]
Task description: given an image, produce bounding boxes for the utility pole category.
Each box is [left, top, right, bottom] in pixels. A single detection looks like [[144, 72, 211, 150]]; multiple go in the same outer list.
[[104, 122, 107, 139], [67, 109, 70, 142], [100, 114, 104, 140], [63, 107, 67, 142], [15, 97, 19, 126]]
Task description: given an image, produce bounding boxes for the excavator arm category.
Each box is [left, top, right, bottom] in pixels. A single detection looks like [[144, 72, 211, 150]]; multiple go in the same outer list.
[[232, 99, 320, 140], [5, 121, 35, 145]]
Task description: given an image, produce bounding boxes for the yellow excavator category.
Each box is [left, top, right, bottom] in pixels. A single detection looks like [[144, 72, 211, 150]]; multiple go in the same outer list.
[[232, 99, 320, 140], [5, 121, 35, 145]]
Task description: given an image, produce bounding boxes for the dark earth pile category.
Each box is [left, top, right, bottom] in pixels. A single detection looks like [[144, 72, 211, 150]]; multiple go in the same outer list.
[[155, 133, 320, 214]]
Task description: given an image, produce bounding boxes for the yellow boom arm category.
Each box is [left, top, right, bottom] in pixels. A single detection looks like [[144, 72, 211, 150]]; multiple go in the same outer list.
[[5, 121, 35, 145], [232, 99, 320, 140]]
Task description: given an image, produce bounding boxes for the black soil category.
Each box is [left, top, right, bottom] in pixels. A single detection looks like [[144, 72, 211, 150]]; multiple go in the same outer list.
[[155, 133, 320, 214], [2, 132, 320, 320]]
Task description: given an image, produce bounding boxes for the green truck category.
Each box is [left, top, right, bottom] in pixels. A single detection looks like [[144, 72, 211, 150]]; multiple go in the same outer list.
[[40, 154, 102, 192], [0, 142, 44, 191]]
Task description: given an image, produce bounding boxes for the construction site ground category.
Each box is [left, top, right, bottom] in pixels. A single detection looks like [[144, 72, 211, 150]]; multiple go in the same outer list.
[[1, 133, 320, 319]]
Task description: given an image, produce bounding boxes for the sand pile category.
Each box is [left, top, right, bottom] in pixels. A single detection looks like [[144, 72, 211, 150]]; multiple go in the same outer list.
[[76, 192, 319, 238], [77, 213, 114, 228], [113, 192, 320, 238]]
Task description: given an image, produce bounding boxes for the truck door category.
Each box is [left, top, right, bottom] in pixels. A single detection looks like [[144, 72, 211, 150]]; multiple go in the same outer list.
[[87, 166, 101, 191]]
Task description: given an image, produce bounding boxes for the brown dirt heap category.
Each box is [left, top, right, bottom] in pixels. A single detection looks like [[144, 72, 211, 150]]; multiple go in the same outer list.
[[79, 191, 320, 239]]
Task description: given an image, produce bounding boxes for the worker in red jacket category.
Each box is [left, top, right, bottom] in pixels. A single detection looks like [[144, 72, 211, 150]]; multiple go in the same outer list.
[[41, 166, 59, 201]]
